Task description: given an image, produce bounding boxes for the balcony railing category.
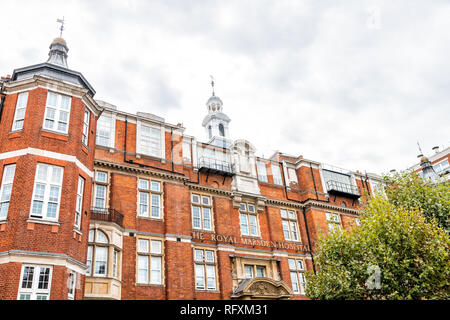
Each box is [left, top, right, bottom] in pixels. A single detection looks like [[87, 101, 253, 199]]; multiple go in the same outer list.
[[326, 180, 360, 199], [198, 156, 234, 176], [90, 207, 124, 227]]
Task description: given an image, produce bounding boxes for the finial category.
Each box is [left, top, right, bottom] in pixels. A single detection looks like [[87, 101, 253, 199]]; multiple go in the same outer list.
[[57, 17, 65, 38], [210, 75, 215, 96]]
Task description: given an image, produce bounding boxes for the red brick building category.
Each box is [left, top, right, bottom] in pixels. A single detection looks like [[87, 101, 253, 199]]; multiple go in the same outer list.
[[0, 37, 384, 300]]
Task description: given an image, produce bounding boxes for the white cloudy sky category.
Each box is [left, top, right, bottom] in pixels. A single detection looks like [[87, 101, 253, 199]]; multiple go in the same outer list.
[[1, 0, 449, 175]]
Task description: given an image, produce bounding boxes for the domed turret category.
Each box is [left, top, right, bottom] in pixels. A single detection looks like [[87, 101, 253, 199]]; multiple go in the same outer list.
[[201, 78, 231, 147], [420, 155, 438, 182], [47, 37, 69, 68]]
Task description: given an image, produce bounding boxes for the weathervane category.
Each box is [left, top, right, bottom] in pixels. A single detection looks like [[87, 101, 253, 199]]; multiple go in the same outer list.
[[57, 17, 65, 38], [210, 75, 215, 96], [417, 141, 424, 157]]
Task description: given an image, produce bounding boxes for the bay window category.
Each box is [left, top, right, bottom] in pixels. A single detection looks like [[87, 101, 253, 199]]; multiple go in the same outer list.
[[0, 164, 16, 220], [43, 91, 71, 134], [12, 92, 28, 131], [74, 176, 84, 229], [82, 109, 90, 146], [30, 163, 63, 221], [18, 265, 52, 300], [87, 229, 110, 277]]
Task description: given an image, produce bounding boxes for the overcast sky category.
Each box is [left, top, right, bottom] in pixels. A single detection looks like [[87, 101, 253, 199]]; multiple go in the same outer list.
[[1, 0, 449, 175]]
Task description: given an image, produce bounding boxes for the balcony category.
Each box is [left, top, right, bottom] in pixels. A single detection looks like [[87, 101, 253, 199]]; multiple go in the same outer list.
[[90, 208, 124, 227], [198, 156, 234, 176], [326, 180, 360, 199]]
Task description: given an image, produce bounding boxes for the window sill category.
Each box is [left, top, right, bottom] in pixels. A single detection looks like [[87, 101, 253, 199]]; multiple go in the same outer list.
[[137, 216, 164, 221], [240, 235, 262, 240], [192, 228, 215, 233], [284, 239, 303, 244], [8, 130, 22, 139], [81, 143, 89, 154], [135, 153, 166, 163], [27, 218, 61, 226], [41, 129, 69, 141], [73, 227, 83, 235], [0, 219, 8, 224], [257, 180, 285, 188], [136, 283, 164, 287], [195, 289, 220, 293]]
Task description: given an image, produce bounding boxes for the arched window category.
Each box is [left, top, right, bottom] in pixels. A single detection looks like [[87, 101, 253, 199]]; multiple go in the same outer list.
[[219, 123, 225, 137], [87, 229, 109, 277], [208, 126, 212, 139]]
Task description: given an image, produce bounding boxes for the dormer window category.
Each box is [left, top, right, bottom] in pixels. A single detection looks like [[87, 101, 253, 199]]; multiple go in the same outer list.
[[137, 121, 164, 159]]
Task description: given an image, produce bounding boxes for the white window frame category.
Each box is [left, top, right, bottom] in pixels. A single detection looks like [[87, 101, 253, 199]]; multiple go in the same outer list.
[[326, 212, 342, 231], [191, 194, 213, 231], [74, 176, 85, 230], [67, 271, 76, 300], [271, 164, 283, 185], [0, 164, 16, 221], [87, 229, 110, 277], [29, 163, 64, 221], [289, 258, 306, 295], [433, 159, 449, 174], [281, 209, 300, 242], [12, 92, 29, 131], [43, 91, 72, 134], [194, 248, 217, 291], [244, 264, 266, 279], [17, 265, 53, 300], [239, 203, 259, 237], [256, 160, 268, 182], [288, 167, 298, 184], [136, 238, 163, 285], [82, 109, 90, 146], [138, 179, 162, 219], [93, 171, 108, 210], [96, 114, 113, 147], [136, 121, 165, 159]]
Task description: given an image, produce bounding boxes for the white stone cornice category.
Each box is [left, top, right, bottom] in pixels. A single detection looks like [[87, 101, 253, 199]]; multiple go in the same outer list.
[[0, 148, 93, 177], [0, 250, 87, 274], [94, 159, 188, 182]]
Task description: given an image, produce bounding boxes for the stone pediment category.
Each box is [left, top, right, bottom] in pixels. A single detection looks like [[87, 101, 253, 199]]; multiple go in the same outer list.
[[231, 277, 293, 300]]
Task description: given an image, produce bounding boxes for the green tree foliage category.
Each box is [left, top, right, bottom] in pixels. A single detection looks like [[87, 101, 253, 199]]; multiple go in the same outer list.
[[305, 197, 450, 299], [382, 171, 450, 232]]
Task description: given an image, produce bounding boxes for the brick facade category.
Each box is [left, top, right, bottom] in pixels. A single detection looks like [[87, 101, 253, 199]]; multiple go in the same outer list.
[[0, 38, 384, 300]]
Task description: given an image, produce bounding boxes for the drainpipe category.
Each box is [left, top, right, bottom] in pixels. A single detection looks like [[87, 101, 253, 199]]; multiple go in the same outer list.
[[280, 161, 316, 273], [309, 163, 319, 200]]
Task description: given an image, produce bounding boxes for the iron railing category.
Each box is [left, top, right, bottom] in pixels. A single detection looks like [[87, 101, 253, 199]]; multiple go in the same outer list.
[[198, 156, 234, 175], [326, 180, 360, 197], [90, 207, 124, 227]]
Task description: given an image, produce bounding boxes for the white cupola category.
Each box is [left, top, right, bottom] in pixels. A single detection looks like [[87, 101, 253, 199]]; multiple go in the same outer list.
[[201, 79, 231, 147]]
